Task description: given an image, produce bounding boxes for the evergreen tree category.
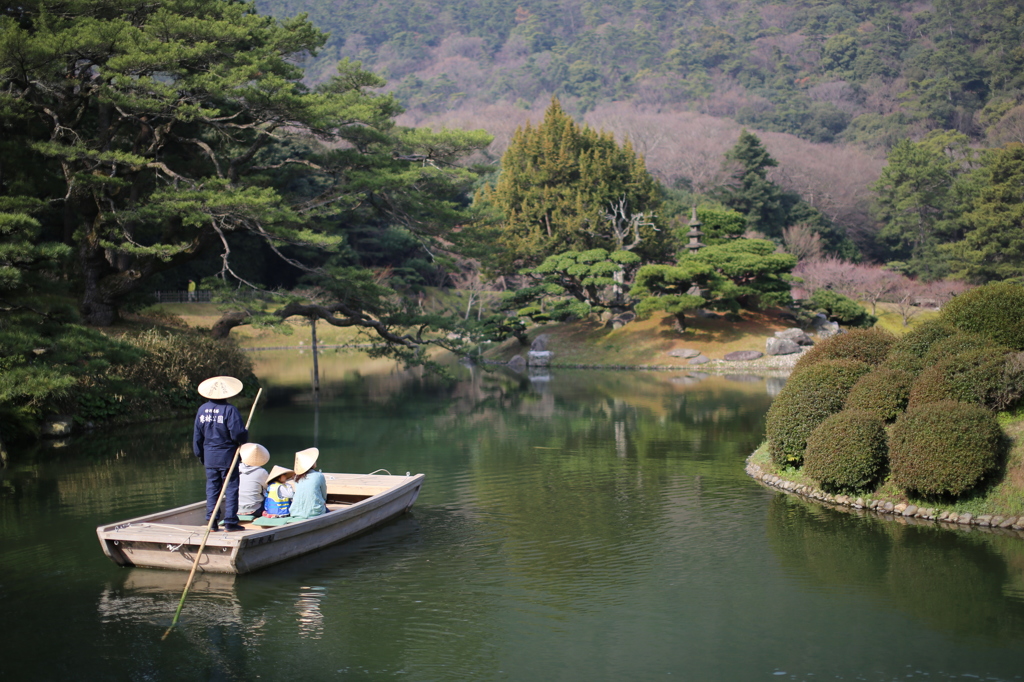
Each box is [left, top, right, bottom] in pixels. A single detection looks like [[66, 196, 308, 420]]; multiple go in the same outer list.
[[481, 98, 666, 271], [713, 130, 788, 238], [872, 132, 978, 278], [950, 144, 1024, 283], [0, 1, 490, 325]]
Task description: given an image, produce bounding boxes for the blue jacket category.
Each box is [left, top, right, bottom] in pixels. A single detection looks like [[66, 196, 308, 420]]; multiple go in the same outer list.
[[193, 399, 248, 468]]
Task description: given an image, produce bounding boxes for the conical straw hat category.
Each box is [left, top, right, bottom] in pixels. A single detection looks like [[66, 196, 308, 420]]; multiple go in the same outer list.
[[239, 443, 270, 467], [197, 376, 243, 399], [294, 447, 320, 475], [267, 465, 294, 481]]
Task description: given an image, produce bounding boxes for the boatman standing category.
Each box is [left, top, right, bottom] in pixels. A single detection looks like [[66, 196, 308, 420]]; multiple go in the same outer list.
[[193, 376, 248, 532]]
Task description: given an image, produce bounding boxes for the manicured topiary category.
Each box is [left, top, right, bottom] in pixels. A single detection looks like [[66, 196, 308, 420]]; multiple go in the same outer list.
[[921, 331, 1002, 366], [804, 409, 888, 493], [908, 347, 1023, 411], [766, 359, 872, 467], [940, 280, 1024, 350], [883, 319, 958, 375], [906, 364, 954, 408], [844, 367, 913, 422], [792, 327, 896, 376], [889, 401, 1003, 497]]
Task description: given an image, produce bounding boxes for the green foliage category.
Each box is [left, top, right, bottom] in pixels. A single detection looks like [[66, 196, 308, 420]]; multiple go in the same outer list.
[[807, 289, 877, 328], [503, 248, 642, 324], [844, 367, 913, 422], [1, 2, 491, 326], [712, 131, 787, 238], [681, 239, 796, 312], [632, 238, 796, 327], [766, 359, 872, 467], [883, 318, 959, 374], [951, 144, 1024, 283], [889, 401, 1003, 497], [480, 98, 665, 270], [792, 327, 896, 375], [872, 134, 979, 277], [804, 409, 888, 493], [939, 280, 1024, 350], [118, 330, 256, 411], [908, 348, 1024, 412], [921, 331, 1002, 367]]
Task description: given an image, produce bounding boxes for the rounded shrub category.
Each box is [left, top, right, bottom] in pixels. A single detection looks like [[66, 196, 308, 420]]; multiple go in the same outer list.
[[908, 347, 1014, 411], [792, 327, 896, 376], [804, 409, 888, 493], [940, 280, 1024, 350], [883, 319, 958, 375], [889, 401, 1003, 497], [766, 359, 872, 467], [907, 364, 955, 408], [844, 367, 913, 422], [921, 331, 1002, 367]]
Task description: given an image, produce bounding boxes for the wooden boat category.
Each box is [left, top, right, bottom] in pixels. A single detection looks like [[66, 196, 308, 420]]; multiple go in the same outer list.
[[96, 472, 424, 574]]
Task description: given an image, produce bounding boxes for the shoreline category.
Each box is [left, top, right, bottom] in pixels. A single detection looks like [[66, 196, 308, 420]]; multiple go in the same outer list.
[[745, 453, 1024, 539]]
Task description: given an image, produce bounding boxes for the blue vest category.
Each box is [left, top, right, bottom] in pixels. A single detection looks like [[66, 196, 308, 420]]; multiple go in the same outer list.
[[264, 483, 291, 516]]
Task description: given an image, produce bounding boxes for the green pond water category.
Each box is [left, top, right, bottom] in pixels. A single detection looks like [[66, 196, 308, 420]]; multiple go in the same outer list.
[[2, 351, 1024, 681]]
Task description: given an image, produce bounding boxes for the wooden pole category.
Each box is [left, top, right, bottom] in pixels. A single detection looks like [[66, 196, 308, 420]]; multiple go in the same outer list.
[[311, 316, 320, 392], [162, 387, 262, 640]]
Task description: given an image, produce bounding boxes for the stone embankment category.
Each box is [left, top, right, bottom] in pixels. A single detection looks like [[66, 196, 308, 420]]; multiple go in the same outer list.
[[746, 456, 1024, 539]]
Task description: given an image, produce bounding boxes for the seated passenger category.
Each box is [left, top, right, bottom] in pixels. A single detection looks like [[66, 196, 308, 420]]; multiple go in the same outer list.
[[263, 465, 295, 518], [289, 447, 327, 520], [237, 443, 270, 519]]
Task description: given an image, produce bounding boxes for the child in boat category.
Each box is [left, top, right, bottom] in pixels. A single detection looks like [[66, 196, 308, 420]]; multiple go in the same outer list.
[[290, 448, 327, 519], [238, 443, 270, 519], [263, 465, 296, 517]]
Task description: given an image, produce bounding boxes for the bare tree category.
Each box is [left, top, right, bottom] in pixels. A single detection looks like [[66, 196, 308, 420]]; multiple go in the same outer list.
[[888, 276, 927, 327], [782, 223, 824, 262]]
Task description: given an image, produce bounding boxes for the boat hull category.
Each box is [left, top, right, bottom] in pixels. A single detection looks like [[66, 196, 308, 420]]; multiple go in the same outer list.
[[96, 472, 424, 574]]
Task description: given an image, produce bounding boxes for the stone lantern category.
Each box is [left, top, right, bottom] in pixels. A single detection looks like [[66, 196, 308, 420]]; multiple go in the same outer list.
[[684, 206, 705, 253]]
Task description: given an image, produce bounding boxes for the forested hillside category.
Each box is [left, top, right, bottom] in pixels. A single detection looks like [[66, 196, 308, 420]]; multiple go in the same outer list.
[[257, 0, 1024, 147]]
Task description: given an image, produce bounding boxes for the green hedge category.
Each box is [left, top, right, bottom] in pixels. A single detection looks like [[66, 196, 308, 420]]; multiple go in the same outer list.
[[804, 409, 888, 493], [921, 331, 1002, 367], [908, 347, 1024, 411], [889, 401, 1003, 497], [883, 319, 958, 375], [766, 359, 872, 467], [792, 327, 896, 376], [940, 281, 1024, 350], [844, 367, 913, 422]]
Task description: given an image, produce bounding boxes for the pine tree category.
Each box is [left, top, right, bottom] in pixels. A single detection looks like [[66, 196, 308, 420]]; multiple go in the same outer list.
[[482, 98, 666, 271], [950, 144, 1024, 282], [713, 130, 788, 237]]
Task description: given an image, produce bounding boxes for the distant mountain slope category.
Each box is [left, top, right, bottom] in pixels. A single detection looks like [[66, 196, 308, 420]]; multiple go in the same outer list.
[[257, 0, 1024, 147]]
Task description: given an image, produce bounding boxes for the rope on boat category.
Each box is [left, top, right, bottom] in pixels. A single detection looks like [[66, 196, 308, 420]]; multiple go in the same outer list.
[[367, 469, 392, 476]]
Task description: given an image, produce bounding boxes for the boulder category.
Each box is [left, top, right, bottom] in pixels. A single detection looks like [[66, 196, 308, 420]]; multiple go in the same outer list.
[[530, 334, 551, 352], [765, 337, 802, 356], [775, 328, 814, 346], [527, 350, 553, 367], [507, 355, 526, 372], [724, 350, 763, 362], [688, 355, 710, 365], [602, 311, 634, 327], [668, 348, 702, 359], [41, 415, 74, 438], [817, 322, 841, 339], [694, 309, 720, 319]]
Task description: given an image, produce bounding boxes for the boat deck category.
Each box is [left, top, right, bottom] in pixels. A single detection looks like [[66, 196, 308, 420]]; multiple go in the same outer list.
[[97, 472, 424, 573]]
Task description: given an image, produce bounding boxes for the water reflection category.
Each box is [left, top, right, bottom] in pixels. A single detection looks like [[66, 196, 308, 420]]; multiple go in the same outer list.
[[766, 493, 1024, 638]]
